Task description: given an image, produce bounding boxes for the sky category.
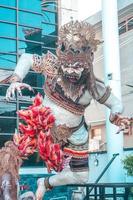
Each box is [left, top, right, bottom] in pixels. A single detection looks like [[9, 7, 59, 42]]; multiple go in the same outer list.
[[78, 0, 102, 20]]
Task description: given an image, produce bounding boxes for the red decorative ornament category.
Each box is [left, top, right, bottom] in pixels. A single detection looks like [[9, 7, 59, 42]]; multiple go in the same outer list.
[[13, 93, 64, 172]]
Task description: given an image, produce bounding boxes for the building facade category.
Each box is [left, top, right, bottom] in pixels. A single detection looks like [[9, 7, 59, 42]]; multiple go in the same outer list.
[[0, 0, 58, 168], [85, 0, 133, 183]]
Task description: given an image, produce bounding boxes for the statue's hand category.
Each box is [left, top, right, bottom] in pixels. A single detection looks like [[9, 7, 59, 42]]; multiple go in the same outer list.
[[110, 114, 131, 134], [6, 82, 33, 101]]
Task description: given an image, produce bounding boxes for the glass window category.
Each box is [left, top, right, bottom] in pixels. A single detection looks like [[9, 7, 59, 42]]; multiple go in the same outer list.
[[19, 11, 42, 28], [18, 26, 42, 42], [42, 35, 57, 48], [42, 1, 57, 12], [0, 0, 16, 7], [124, 122, 133, 149], [119, 21, 126, 35], [0, 100, 17, 117], [0, 7, 16, 22], [33, 88, 44, 97], [0, 118, 17, 133], [90, 124, 106, 152], [128, 17, 133, 31], [0, 54, 16, 69], [25, 33, 42, 45], [0, 135, 13, 148], [18, 41, 42, 55], [18, 41, 27, 54], [0, 0, 58, 168], [91, 128, 102, 140], [42, 23, 57, 36], [42, 10, 57, 24], [0, 22, 16, 38], [23, 72, 44, 88], [0, 38, 16, 53], [19, 0, 41, 13], [0, 106, 17, 117], [22, 152, 44, 167], [19, 102, 32, 111]]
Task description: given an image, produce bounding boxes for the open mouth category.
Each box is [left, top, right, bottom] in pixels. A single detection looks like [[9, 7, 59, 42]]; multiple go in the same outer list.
[[65, 74, 80, 83]]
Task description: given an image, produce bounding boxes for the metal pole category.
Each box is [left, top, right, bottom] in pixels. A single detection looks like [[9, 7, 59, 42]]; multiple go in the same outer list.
[[87, 153, 119, 195]]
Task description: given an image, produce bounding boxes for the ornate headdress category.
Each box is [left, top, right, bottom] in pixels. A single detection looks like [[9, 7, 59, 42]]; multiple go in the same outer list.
[[56, 20, 101, 62], [32, 21, 101, 76]]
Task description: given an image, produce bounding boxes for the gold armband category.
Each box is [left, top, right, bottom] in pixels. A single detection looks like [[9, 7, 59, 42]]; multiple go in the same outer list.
[[98, 86, 111, 104], [44, 177, 53, 191], [32, 54, 43, 73]]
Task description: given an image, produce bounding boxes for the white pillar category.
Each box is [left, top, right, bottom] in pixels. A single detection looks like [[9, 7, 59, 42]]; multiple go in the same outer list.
[[102, 0, 124, 182]]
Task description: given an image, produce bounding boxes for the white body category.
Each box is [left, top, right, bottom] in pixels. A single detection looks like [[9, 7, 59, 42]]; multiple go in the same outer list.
[[6, 53, 123, 200]]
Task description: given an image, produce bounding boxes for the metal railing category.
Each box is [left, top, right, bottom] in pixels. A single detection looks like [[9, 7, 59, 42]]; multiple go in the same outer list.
[[19, 154, 133, 199], [68, 183, 133, 200], [68, 153, 133, 200], [88, 153, 119, 194]]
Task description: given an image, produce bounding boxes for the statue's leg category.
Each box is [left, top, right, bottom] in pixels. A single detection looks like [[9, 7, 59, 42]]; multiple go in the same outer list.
[[36, 132, 89, 200], [19, 191, 35, 200], [36, 158, 89, 200], [49, 167, 89, 186]]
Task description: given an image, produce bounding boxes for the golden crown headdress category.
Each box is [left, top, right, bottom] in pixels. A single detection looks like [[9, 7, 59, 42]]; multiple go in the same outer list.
[[57, 20, 101, 52]]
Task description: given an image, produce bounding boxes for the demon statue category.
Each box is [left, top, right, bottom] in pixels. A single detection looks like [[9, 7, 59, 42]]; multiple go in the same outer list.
[[5, 21, 130, 200]]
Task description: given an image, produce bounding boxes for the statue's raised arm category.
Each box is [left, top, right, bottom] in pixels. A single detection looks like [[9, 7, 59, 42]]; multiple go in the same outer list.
[[5, 53, 44, 100], [92, 79, 130, 133]]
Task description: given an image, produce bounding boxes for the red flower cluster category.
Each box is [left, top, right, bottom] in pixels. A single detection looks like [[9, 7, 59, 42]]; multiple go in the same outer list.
[[38, 130, 64, 172], [14, 133, 37, 156], [13, 93, 64, 172]]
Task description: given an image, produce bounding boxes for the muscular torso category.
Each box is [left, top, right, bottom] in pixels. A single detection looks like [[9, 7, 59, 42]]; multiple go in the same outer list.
[[31, 52, 109, 128], [31, 52, 111, 144], [43, 89, 92, 127]]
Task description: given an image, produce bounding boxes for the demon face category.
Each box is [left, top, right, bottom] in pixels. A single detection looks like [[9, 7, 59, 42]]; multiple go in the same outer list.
[[56, 21, 100, 84]]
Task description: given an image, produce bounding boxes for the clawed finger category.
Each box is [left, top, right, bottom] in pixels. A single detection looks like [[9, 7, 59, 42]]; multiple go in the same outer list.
[[116, 127, 124, 134], [20, 83, 34, 92], [5, 92, 11, 101], [17, 88, 22, 97], [121, 119, 130, 125], [123, 128, 130, 134], [6, 89, 15, 101], [11, 87, 16, 99]]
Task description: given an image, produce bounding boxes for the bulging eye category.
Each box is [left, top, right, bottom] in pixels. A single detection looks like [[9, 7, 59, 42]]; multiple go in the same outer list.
[[82, 46, 91, 52], [61, 43, 65, 52], [82, 46, 87, 51], [70, 48, 80, 54]]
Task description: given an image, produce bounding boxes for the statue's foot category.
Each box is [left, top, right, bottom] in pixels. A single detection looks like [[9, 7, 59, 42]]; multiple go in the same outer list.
[[35, 178, 46, 200]]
